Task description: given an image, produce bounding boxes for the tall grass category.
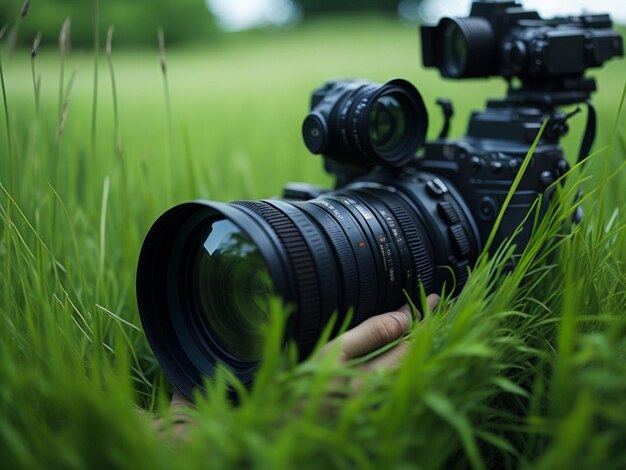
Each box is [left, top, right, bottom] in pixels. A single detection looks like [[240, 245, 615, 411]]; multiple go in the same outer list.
[[30, 32, 41, 115], [158, 28, 174, 203], [0, 13, 625, 469], [105, 26, 123, 165], [91, 0, 100, 154]]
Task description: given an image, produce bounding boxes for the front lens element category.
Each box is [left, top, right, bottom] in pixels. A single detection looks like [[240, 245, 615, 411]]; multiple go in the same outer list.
[[368, 95, 408, 155], [443, 22, 468, 77], [436, 17, 494, 78], [191, 218, 272, 363]]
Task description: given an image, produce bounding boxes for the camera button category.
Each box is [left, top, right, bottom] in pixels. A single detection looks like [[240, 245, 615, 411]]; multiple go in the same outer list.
[[540, 171, 555, 186], [554, 159, 570, 177], [302, 113, 328, 154], [489, 161, 503, 174], [509, 159, 520, 173], [449, 224, 471, 257], [478, 197, 498, 222], [470, 156, 483, 172], [426, 178, 448, 197]]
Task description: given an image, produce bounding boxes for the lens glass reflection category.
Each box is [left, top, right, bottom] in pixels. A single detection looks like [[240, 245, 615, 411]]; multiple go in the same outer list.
[[368, 95, 407, 154], [191, 218, 273, 363], [444, 22, 467, 76]]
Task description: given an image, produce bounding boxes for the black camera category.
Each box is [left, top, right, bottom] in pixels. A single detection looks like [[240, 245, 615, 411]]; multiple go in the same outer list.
[[136, 1, 623, 397], [420, 0, 623, 80]]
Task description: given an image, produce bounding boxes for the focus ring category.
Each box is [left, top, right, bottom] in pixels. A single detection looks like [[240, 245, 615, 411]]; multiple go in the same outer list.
[[292, 201, 360, 316], [372, 191, 434, 294], [320, 196, 379, 322], [267, 200, 339, 332], [231, 200, 321, 353]]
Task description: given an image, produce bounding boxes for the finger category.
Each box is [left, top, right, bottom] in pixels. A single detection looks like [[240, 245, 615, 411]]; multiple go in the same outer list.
[[359, 342, 409, 373], [357, 294, 439, 370], [171, 389, 194, 409], [426, 293, 440, 313], [338, 309, 412, 361], [396, 293, 439, 322]]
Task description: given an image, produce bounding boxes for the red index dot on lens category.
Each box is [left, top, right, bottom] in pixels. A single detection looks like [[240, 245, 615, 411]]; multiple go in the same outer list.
[[358, 242, 366, 247]]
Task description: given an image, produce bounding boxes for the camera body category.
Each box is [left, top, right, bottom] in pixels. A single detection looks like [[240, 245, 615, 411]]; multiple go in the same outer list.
[[414, 0, 622, 252], [416, 99, 569, 254], [420, 0, 623, 80]]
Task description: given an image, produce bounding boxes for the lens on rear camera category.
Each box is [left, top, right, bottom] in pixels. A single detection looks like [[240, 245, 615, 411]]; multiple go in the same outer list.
[[443, 21, 468, 77], [368, 95, 408, 155], [436, 17, 494, 78], [303, 79, 428, 168]]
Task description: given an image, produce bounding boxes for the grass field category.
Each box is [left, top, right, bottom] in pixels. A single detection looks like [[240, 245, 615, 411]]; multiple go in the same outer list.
[[1, 16, 626, 469]]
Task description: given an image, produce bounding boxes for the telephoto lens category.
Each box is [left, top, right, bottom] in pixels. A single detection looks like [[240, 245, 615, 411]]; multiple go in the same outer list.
[[137, 171, 480, 398]]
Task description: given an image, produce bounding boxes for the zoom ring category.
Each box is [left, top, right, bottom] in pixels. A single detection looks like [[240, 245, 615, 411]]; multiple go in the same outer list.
[[378, 196, 434, 293], [232, 201, 321, 353], [291, 202, 359, 314]]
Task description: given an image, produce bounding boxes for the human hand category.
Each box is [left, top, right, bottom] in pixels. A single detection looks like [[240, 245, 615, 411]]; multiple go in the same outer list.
[[320, 294, 440, 374]]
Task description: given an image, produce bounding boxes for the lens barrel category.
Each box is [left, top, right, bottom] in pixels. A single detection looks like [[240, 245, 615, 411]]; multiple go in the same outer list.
[[434, 17, 495, 78], [302, 79, 428, 167], [137, 172, 479, 397]]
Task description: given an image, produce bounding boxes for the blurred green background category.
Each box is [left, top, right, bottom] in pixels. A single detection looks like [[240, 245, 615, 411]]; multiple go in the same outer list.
[[0, 0, 414, 47], [1, 0, 218, 47], [1, 0, 624, 208]]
